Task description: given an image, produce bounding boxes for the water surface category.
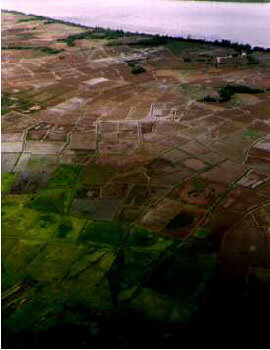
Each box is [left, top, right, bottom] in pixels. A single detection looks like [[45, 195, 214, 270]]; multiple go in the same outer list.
[[3, 0, 270, 48]]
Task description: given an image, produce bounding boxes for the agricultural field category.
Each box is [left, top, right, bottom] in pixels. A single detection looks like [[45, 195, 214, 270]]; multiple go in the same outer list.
[[1, 10, 270, 348]]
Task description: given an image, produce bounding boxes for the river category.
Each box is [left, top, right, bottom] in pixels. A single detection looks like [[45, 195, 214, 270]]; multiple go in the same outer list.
[[2, 0, 270, 48]]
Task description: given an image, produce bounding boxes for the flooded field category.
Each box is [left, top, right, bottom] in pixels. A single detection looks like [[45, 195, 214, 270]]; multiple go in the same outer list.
[[2, 10, 270, 349], [2, 0, 270, 48]]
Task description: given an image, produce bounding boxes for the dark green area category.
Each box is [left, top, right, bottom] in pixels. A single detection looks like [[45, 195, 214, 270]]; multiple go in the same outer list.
[[166, 39, 209, 54], [1, 92, 39, 114], [193, 178, 206, 191], [2, 171, 219, 348], [2, 46, 64, 55], [43, 20, 56, 25], [1, 92, 14, 115], [39, 47, 65, 54], [1, 173, 18, 195], [194, 227, 212, 238], [128, 35, 167, 47], [2, 172, 269, 348], [131, 65, 146, 74], [28, 189, 73, 215], [243, 129, 261, 139], [202, 84, 264, 103], [47, 164, 83, 190], [56, 218, 73, 238], [58, 28, 128, 46], [17, 15, 47, 23], [78, 221, 128, 246], [166, 213, 194, 230], [26, 164, 84, 215]]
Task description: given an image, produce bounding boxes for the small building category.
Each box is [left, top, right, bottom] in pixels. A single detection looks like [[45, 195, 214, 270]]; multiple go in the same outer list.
[[215, 55, 234, 65]]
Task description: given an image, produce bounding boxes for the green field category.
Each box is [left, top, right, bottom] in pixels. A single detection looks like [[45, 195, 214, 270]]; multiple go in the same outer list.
[[2, 164, 217, 347]]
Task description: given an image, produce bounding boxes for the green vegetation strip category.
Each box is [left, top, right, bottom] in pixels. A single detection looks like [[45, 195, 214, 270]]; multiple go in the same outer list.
[[58, 28, 128, 46], [17, 15, 47, 23], [202, 84, 264, 103], [2, 46, 64, 54], [1, 173, 18, 195]]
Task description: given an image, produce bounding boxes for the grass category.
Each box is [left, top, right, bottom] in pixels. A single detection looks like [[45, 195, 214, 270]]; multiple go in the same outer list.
[[28, 189, 74, 215], [1, 93, 14, 115], [56, 218, 73, 238], [78, 221, 128, 246], [2, 173, 18, 195], [243, 129, 261, 139], [166, 39, 208, 55], [2, 195, 57, 241], [47, 164, 83, 190], [1, 92, 37, 113], [2, 168, 216, 348]]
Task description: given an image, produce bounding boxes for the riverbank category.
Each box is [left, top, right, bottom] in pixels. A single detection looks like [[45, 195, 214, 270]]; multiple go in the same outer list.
[[3, 9, 270, 52], [2, 0, 270, 49]]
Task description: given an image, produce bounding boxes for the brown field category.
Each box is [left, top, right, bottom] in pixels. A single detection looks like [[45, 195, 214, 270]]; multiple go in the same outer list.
[[2, 10, 270, 278]]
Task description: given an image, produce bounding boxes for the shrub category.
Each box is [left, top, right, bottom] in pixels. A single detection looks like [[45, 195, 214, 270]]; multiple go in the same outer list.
[[131, 65, 146, 74], [203, 84, 263, 103], [183, 57, 191, 62]]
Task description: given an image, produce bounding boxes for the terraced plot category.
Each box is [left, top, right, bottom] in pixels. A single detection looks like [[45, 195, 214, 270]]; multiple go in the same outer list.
[[2, 10, 270, 348]]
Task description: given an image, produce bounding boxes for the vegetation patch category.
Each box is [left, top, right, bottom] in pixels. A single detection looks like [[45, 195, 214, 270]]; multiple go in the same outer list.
[[146, 237, 216, 302], [2, 46, 64, 55], [166, 39, 208, 54], [126, 226, 158, 247], [202, 84, 264, 103], [194, 227, 211, 238], [131, 65, 146, 75], [1, 92, 38, 113], [128, 35, 167, 47], [81, 165, 115, 188], [131, 288, 195, 324], [59, 28, 127, 46], [2, 185, 216, 348], [166, 213, 194, 230], [56, 218, 73, 238], [2, 173, 18, 195], [28, 189, 73, 215], [17, 15, 47, 23], [242, 129, 261, 139], [192, 178, 206, 191], [47, 164, 83, 190], [78, 221, 128, 246], [1, 93, 14, 115]]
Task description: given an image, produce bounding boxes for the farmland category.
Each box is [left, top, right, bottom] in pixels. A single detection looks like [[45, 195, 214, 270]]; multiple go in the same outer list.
[[1, 10, 270, 348]]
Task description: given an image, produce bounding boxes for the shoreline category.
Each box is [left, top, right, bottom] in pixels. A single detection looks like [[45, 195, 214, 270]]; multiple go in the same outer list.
[[2, 9, 270, 52]]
